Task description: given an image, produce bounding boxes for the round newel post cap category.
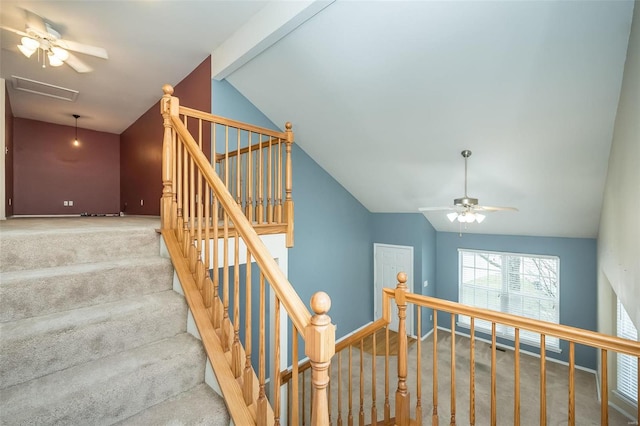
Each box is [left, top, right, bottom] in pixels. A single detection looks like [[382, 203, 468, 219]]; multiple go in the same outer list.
[[310, 291, 331, 315], [162, 84, 174, 96], [285, 122, 293, 131], [397, 272, 407, 284]]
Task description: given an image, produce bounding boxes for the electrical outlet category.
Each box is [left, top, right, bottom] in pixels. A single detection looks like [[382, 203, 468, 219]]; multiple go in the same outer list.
[[68, 201, 74, 206], [63, 201, 69, 206], [140, 199, 144, 206]]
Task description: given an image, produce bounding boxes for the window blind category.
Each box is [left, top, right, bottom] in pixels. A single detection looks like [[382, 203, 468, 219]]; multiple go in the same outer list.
[[617, 298, 638, 403], [458, 249, 560, 351]]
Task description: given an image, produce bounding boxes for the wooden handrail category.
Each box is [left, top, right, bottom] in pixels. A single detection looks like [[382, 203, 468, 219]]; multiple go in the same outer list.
[[179, 106, 290, 140], [214, 137, 278, 163], [396, 291, 640, 356], [170, 114, 311, 333]]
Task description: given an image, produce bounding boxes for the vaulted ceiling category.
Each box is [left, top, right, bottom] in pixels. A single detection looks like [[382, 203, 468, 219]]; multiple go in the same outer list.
[[1, 1, 635, 238]]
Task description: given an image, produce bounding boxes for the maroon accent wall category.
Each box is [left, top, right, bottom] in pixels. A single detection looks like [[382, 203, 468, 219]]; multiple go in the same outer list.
[[5, 87, 14, 217], [120, 56, 212, 215], [13, 118, 120, 215]]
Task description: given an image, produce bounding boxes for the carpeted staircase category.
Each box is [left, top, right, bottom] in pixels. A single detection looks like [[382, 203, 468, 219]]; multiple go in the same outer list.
[[0, 218, 230, 425]]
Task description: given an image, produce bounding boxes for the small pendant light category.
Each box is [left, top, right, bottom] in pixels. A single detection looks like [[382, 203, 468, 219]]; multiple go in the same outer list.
[[73, 114, 80, 146]]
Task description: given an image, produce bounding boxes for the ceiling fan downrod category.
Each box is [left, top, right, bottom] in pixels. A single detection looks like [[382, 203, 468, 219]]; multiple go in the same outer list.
[[454, 150, 478, 207]]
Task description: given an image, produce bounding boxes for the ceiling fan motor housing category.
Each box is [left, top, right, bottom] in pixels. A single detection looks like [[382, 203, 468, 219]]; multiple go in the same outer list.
[[454, 196, 478, 207]]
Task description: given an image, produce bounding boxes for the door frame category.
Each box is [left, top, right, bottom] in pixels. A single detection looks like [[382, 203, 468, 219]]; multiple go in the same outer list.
[[373, 243, 414, 337]]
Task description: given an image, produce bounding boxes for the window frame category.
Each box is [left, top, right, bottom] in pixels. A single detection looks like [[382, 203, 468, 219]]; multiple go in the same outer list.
[[457, 248, 561, 352], [616, 298, 638, 405]]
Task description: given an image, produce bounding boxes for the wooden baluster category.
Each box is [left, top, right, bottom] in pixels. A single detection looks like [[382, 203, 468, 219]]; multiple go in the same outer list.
[[328, 363, 332, 425], [540, 335, 546, 426], [371, 331, 378, 426], [601, 349, 608, 426], [432, 310, 438, 426], [203, 182, 212, 310], [302, 370, 307, 426], [275, 138, 283, 223], [284, 122, 294, 247], [171, 127, 178, 229], [257, 133, 264, 224], [359, 339, 365, 426], [160, 85, 176, 230], [349, 345, 353, 426], [212, 196, 221, 328], [395, 272, 410, 425], [267, 136, 273, 223], [243, 248, 253, 404], [247, 132, 253, 222], [450, 313, 456, 426], [221, 212, 231, 352], [182, 147, 190, 253], [568, 341, 575, 426], [514, 328, 520, 426], [416, 308, 422, 426], [257, 273, 267, 426], [189, 149, 197, 271], [384, 326, 390, 424], [274, 297, 281, 426], [305, 292, 335, 426], [338, 351, 343, 426], [470, 318, 475, 426], [292, 330, 300, 425], [176, 134, 183, 242], [232, 231, 241, 377], [195, 173, 204, 291], [637, 358, 639, 424], [236, 129, 242, 209], [491, 323, 496, 426]]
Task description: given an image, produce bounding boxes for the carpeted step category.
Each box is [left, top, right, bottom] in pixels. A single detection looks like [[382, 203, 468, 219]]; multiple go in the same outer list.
[[0, 291, 187, 389], [0, 333, 206, 426], [0, 256, 174, 322], [0, 227, 161, 272], [115, 383, 230, 426]]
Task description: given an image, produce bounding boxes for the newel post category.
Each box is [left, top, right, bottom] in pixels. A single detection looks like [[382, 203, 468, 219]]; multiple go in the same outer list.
[[284, 122, 295, 248], [305, 292, 335, 425], [160, 84, 179, 230], [395, 272, 410, 425]]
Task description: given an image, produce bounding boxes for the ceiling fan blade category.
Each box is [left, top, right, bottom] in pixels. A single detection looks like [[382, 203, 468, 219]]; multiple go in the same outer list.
[[0, 26, 29, 37], [24, 9, 47, 33], [57, 39, 108, 59], [475, 205, 519, 212], [64, 53, 93, 73]]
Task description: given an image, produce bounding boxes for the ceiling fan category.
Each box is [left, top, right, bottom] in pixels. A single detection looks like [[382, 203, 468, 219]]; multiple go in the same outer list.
[[419, 150, 518, 224], [1, 9, 108, 73]]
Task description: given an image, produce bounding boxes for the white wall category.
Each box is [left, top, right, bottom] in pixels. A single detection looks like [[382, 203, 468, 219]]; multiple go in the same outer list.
[[597, 0, 639, 331]]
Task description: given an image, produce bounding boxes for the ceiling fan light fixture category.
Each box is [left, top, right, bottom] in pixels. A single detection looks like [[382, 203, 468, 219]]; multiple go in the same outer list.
[[47, 51, 64, 67], [447, 212, 458, 222], [476, 213, 486, 223], [17, 43, 36, 58], [51, 46, 69, 61]]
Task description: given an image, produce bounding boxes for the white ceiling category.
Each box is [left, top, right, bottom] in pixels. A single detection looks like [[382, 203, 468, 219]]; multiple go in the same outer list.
[[1, 1, 635, 239]]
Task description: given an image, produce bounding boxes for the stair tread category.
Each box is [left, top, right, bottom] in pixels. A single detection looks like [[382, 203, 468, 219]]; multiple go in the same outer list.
[[0, 291, 188, 389], [0, 333, 205, 425], [0, 255, 171, 281], [0, 290, 184, 339], [115, 383, 230, 426]]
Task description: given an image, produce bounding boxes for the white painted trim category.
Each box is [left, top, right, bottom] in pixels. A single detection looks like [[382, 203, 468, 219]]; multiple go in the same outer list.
[[0, 78, 6, 221], [211, 1, 334, 80]]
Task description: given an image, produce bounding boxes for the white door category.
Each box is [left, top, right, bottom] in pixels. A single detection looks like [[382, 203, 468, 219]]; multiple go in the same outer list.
[[374, 244, 413, 334]]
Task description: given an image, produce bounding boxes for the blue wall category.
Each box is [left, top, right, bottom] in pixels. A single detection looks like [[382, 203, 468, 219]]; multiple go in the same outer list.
[[371, 213, 437, 335], [436, 232, 598, 369], [212, 80, 373, 338]]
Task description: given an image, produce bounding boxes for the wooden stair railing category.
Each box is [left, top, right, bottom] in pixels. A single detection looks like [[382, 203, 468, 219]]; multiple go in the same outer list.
[[160, 85, 335, 425], [282, 272, 640, 426]]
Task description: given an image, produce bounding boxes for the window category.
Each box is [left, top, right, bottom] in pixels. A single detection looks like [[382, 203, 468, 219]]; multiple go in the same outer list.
[[458, 249, 560, 351], [617, 298, 638, 404]]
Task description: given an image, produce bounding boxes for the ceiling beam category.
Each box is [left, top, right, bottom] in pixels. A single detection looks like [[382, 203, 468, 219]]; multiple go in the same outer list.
[[211, 0, 334, 81]]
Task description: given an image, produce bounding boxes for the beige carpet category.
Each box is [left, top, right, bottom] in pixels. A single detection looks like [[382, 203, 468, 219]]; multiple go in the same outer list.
[[293, 329, 632, 425]]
